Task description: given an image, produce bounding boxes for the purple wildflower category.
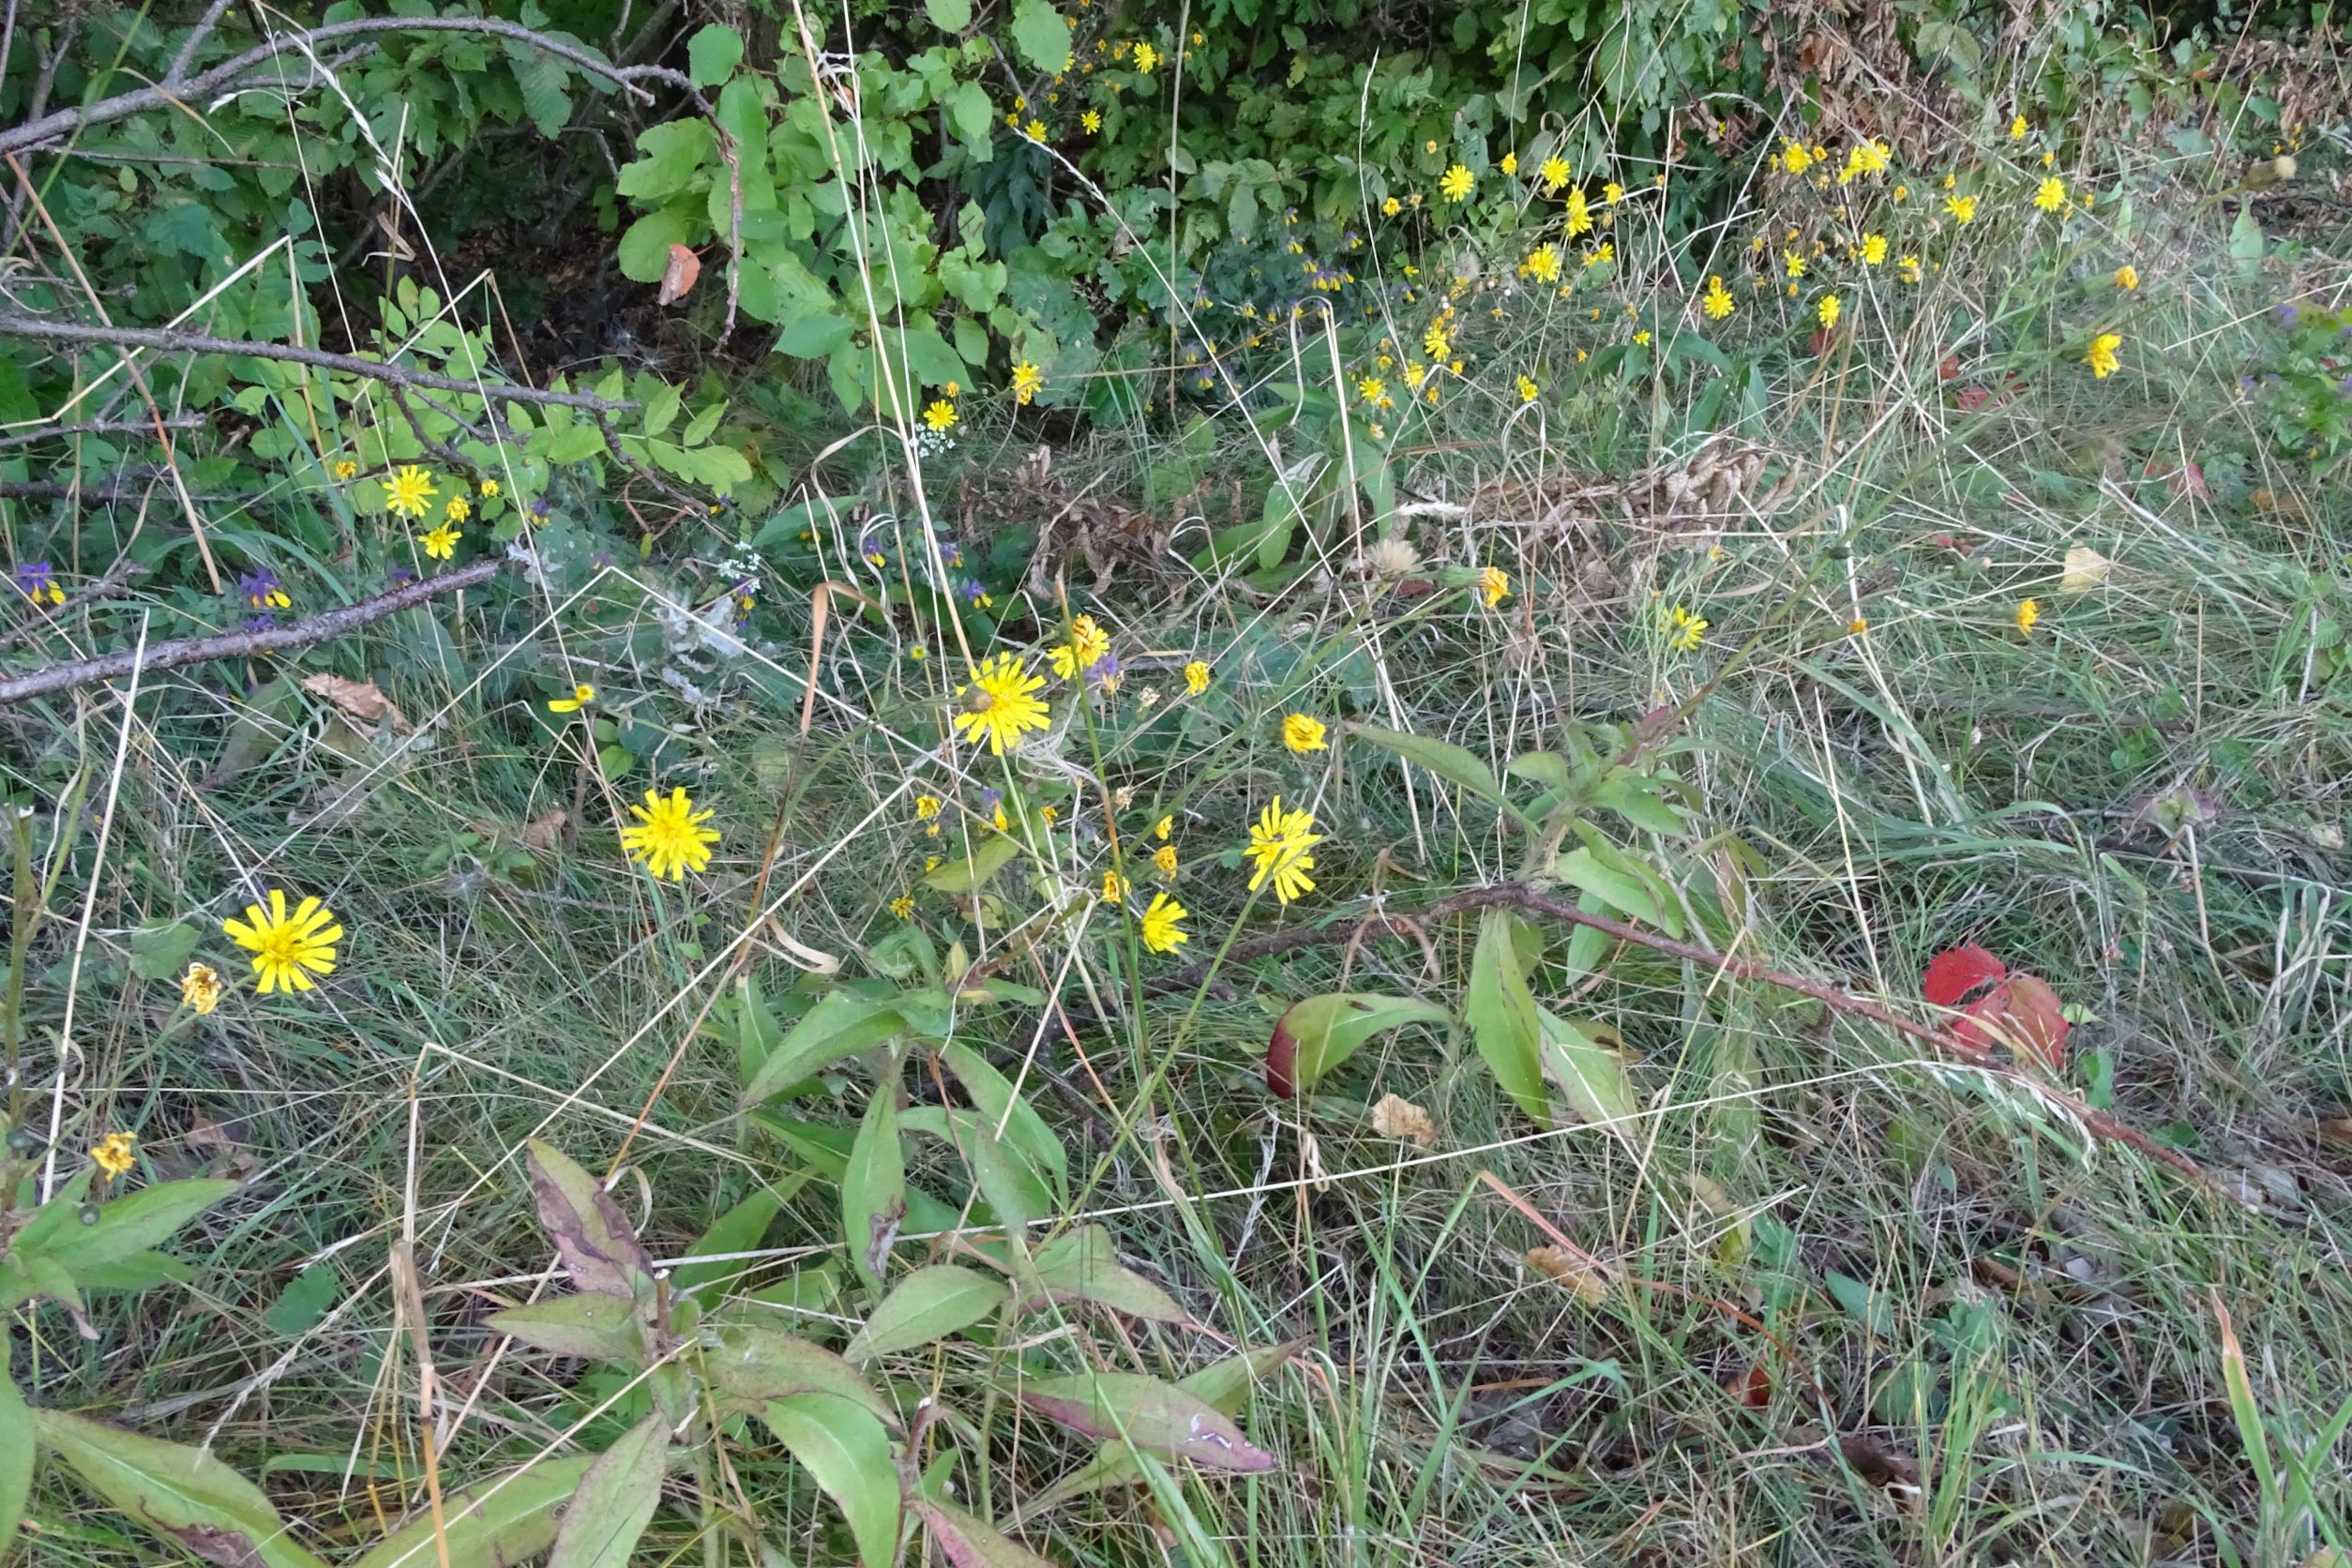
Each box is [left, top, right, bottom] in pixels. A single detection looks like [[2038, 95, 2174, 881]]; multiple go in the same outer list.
[[12, 561, 62, 606], [236, 567, 289, 611]]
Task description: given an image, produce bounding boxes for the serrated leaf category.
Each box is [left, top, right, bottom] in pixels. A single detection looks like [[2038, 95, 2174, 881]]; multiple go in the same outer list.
[[263, 1264, 340, 1338], [1466, 909, 1548, 1123], [1008, 0, 1073, 71], [842, 1088, 905, 1295], [845, 1264, 1009, 1362], [348, 1455, 596, 1568], [1022, 1341, 1301, 1511], [526, 1140, 653, 1299], [1344, 721, 1522, 822], [547, 1411, 667, 1568], [1922, 944, 2005, 1008], [741, 993, 905, 1108], [1014, 1373, 1275, 1472], [763, 1394, 902, 1568], [37, 1410, 330, 1568], [487, 1293, 644, 1364], [706, 1326, 897, 1425], [912, 1500, 1053, 1568], [1535, 1010, 1638, 1140], [1266, 991, 1451, 1098], [1019, 1225, 1189, 1322], [923, 835, 1022, 894], [0, 1378, 29, 1562]]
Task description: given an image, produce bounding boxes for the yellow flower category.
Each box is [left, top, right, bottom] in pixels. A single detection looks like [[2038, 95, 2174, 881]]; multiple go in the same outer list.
[[1515, 375, 1538, 402], [1282, 713, 1328, 753], [2034, 176, 2067, 212], [91, 1131, 137, 1179], [2085, 332, 2122, 379], [1153, 814, 1173, 840], [1782, 140, 1814, 175], [1102, 868, 1130, 905], [1184, 660, 1211, 696], [954, 653, 1051, 755], [1602, 180, 1623, 204], [384, 465, 437, 519], [916, 794, 941, 822], [1357, 374, 1387, 407], [1011, 361, 1043, 404], [178, 962, 224, 1015], [1440, 163, 1475, 202], [1046, 612, 1111, 678], [1024, 118, 1047, 142], [1945, 193, 1977, 223], [1665, 605, 1708, 651], [1481, 565, 1510, 607], [1899, 253, 1922, 283], [2114, 264, 2139, 290], [1422, 323, 1450, 359], [1817, 294, 1842, 330], [2014, 597, 2041, 635], [890, 894, 915, 919], [1132, 40, 1158, 71], [1500, 152, 1518, 175], [1519, 244, 1560, 283], [333, 460, 357, 480], [1151, 842, 1179, 877], [1782, 249, 1805, 279], [1138, 891, 1188, 953], [1702, 276, 1735, 320], [1862, 234, 1888, 264], [419, 523, 460, 560], [1564, 188, 1591, 235], [1584, 241, 1613, 266], [480, 479, 500, 498], [1381, 195, 1401, 216], [223, 889, 342, 994], [1633, 329, 1651, 346], [1539, 155, 1570, 193], [1244, 797, 1321, 905], [1081, 109, 1101, 133], [619, 786, 721, 880], [923, 400, 957, 431], [1847, 617, 1869, 635], [2010, 114, 2028, 139], [1838, 140, 1890, 183], [548, 683, 595, 714]]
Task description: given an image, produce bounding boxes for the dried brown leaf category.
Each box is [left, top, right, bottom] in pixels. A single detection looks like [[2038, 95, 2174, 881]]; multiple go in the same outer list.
[[1524, 1244, 1610, 1304], [300, 672, 409, 731], [656, 243, 701, 305], [520, 808, 568, 852], [1368, 1092, 1435, 1148]]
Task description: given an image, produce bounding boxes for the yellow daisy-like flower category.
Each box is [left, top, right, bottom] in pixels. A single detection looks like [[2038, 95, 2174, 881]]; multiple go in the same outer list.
[[1422, 324, 1451, 360], [953, 653, 1051, 755], [916, 794, 942, 822], [179, 961, 224, 1016], [1500, 152, 1518, 175], [480, 479, 501, 498], [2114, 264, 2139, 291], [1847, 617, 1869, 636], [1838, 140, 1890, 183], [1011, 361, 1044, 404], [2034, 176, 2067, 212], [445, 495, 470, 523], [1602, 180, 1624, 204], [1102, 868, 1130, 905], [1481, 565, 1510, 607], [2014, 597, 2041, 635], [1817, 294, 1842, 330], [619, 786, 721, 880], [1184, 659, 1211, 696], [384, 465, 437, 519], [1132, 40, 1158, 71], [1381, 195, 1401, 216], [1784, 249, 1806, 279], [1153, 814, 1174, 841], [333, 460, 357, 480], [223, 889, 343, 994], [1283, 713, 1328, 753], [1782, 140, 1814, 175], [1899, 254, 1922, 283], [1514, 374, 1538, 403], [1666, 605, 1708, 651], [549, 683, 595, 714], [1024, 119, 1047, 142], [2010, 114, 2029, 140], [1702, 276, 1735, 320], [1519, 244, 1560, 284], [1633, 329, 1651, 346], [1138, 891, 1188, 953], [2085, 332, 2122, 379], [1440, 163, 1474, 202], [1945, 193, 1977, 223], [1244, 797, 1321, 905], [91, 1131, 137, 1179], [1538, 155, 1570, 193], [890, 894, 915, 920], [1151, 842, 1179, 877], [1862, 234, 1889, 265], [923, 400, 957, 431], [419, 523, 460, 561], [1046, 613, 1111, 679], [1081, 109, 1101, 133]]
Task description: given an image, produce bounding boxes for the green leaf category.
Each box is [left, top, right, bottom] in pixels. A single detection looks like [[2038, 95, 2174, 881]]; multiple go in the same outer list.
[[1009, 0, 1073, 72], [925, 0, 973, 30], [72, 1251, 190, 1294], [741, 993, 905, 1108], [1467, 909, 1548, 1123], [525, 1140, 654, 1299], [673, 1190, 783, 1297], [129, 922, 199, 981], [0, 1378, 30, 1563], [7, 1168, 95, 1261], [547, 1411, 668, 1568], [264, 1263, 340, 1338], [1265, 992, 1452, 1097], [1013, 1373, 1276, 1472], [2228, 206, 2265, 272], [776, 312, 853, 358], [912, 1500, 1054, 1567], [75, 1178, 235, 1271], [842, 1087, 906, 1294], [923, 834, 1021, 894], [615, 121, 716, 202], [1023, 1340, 1300, 1511], [762, 1394, 903, 1568], [1020, 1225, 1189, 1323], [348, 1455, 596, 1568], [706, 1326, 897, 1425], [939, 1041, 1065, 1199], [1343, 722, 1523, 823], [947, 80, 994, 153], [36, 1410, 331, 1568], [1535, 1010, 1639, 1140], [845, 1264, 1009, 1363], [1553, 846, 1671, 931], [487, 1293, 644, 1364], [686, 23, 745, 88]]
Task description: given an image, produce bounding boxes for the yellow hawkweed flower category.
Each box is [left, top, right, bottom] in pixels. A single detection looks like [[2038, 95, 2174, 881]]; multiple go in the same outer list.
[[619, 787, 721, 880], [1132, 40, 1158, 71], [2010, 114, 2028, 139], [445, 495, 471, 522], [1602, 180, 1624, 204], [2034, 176, 2067, 212], [1151, 842, 1179, 877], [1838, 140, 1890, 183], [333, 460, 357, 480], [954, 654, 1051, 755], [1539, 155, 1570, 192], [2114, 264, 2139, 290], [1102, 868, 1130, 905], [916, 794, 942, 822], [1782, 140, 1814, 175], [2085, 332, 2122, 379], [1184, 660, 1211, 696], [1500, 152, 1518, 175], [2014, 597, 2041, 635], [1702, 276, 1735, 319], [384, 465, 437, 519], [548, 683, 595, 714], [1784, 249, 1806, 279], [1422, 324, 1451, 359], [1381, 195, 1401, 216], [1666, 605, 1708, 651], [1481, 565, 1510, 607], [1024, 119, 1046, 142], [419, 523, 460, 560], [1138, 891, 1188, 952], [1847, 617, 1869, 636], [91, 1131, 137, 1179], [923, 400, 957, 431], [890, 894, 915, 919], [1283, 713, 1328, 753], [1564, 188, 1591, 235], [179, 962, 224, 1016], [1011, 361, 1043, 404], [223, 889, 342, 994], [1153, 814, 1173, 840], [480, 479, 500, 498], [1081, 109, 1101, 133], [1244, 797, 1321, 905], [1945, 193, 1977, 223], [1047, 613, 1111, 678], [1519, 244, 1560, 284], [1817, 294, 1842, 330], [1515, 375, 1538, 402], [1862, 234, 1888, 264], [1440, 163, 1474, 202]]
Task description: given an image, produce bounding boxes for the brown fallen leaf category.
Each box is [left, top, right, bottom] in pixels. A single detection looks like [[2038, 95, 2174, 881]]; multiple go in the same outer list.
[[301, 672, 409, 731], [1837, 1432, 1922, 1494], [2059, 544, 2112, 592], [1524, 1244, 1611, 1304], [657, 242, 701, 305], [520, 808, 569, 853], [1369, 1092, 1435, 1148]]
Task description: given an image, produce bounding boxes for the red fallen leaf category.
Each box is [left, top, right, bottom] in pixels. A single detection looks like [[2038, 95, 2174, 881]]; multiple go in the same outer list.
[[1955, 384, 1996, 412], [1267, 1015, 1299, 1099], [656, 243, 701, 305], [1727, 1361, 1772, 1409], [1926, 533, 1977, 557], [1922, 944, 2005, 1007], [1998, 973, 2069, 1069], [1937, 353, 1961, 381], [1955, 982, 2011, 1051], [2174, 460, 2209, 500], [1809, 326, 1832, 355]]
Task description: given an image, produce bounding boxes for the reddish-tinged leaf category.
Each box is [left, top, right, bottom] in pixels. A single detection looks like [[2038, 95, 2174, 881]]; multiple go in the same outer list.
[[1954, 984, 2010, 1051], [1922, 944, 2005, 1008], [656, 243, 701, 305], [1937, 353, 1961, 381], [525, 1140, 653, 1299], [1996, 974, 2070, 1069], [1013, 1373, 1276, 1473], [1727, 1362, 1772, 1409]]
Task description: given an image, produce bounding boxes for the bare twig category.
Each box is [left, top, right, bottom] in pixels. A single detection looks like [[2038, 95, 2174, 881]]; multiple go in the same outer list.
[[0, 415, 204, 449], [0, 558, 500, 705], [1153, 882, 2227, 1196]]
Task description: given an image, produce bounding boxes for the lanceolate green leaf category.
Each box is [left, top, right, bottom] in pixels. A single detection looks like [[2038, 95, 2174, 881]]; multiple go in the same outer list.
[[763, 1393, 904, 1568], [0, 1377, 32, 1562], [1266, 991, 1452, 1097], [1012, 1373, 1276, 1472], [912, 1499, 1055, 1568], [671, 1188, 786, 1298], [547, 1411, 669, 1568], [741, 993, 906, 1108], [71, 1178, 237, 1271], [1019, 1225, 1190, 1323], [525, 1140, 654, 1299], [845, 1264, 1008, 1363], [36, 1410, 331, 1568], [705, 1326, 897, 1425], [1021, 1340, 1301, 1512], [1344, 721, 1525, 824], [486, 1293, 644, 1364], [1466, 909, 1549, 1123], [348, 1455, 596, 1568], [923, 834, 1022, 894], [940, 1040, 1067, 1199], [1536, 1010, 1640, 1141], [842, 1084, 906, 1294]]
